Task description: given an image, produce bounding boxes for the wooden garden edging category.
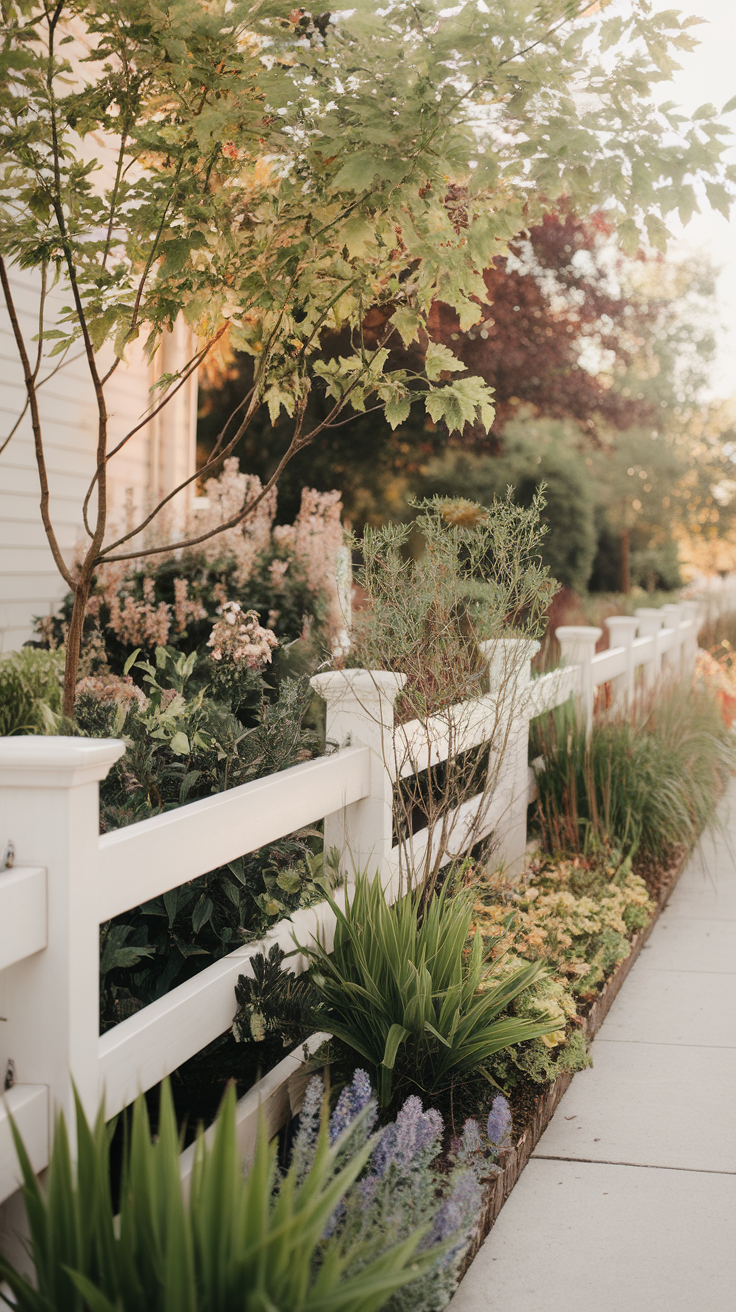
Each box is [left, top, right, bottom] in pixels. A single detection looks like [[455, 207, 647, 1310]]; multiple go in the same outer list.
[[461, 843, 690, 1272]]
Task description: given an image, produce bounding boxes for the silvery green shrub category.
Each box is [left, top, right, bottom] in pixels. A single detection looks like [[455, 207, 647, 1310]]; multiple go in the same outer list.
[[294, 1069, 512, 1311]]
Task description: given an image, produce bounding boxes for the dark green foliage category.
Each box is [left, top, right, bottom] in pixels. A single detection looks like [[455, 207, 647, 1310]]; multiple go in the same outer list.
[[232, 946, 315, 1047], [100, 838, 336, 1033], [305, 873, 558, 1107], [83, 651, 320, 830], [531, 684, 736, 857], [0, 1082, 438, 1312], [84, 650, 329, 1032], [0, 649, 64, 736]]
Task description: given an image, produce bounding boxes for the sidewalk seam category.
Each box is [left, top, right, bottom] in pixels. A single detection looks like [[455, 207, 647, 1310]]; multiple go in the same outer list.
[[532, 1154, 736, 1177]]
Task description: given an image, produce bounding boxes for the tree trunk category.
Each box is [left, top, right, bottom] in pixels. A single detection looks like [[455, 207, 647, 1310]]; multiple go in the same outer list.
[[619, 529, 630, 595], [63, 572, 93, 718]]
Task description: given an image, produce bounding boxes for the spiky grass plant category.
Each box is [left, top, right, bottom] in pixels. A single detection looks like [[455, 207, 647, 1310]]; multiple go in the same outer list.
[[306, 872, 557, 1106], [0, 648, 63, 736], [531, 683, 736, 858], [0, 1082, 440, 1312]]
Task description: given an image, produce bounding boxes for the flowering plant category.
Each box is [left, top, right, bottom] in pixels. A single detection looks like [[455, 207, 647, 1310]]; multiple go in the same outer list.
[[207, 602, 278, 667], [36, 464, 346, 685], [292, 1069, 496, 1312]]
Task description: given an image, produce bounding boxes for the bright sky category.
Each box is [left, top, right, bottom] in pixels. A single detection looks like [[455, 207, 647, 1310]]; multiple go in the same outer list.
[[651, 0, 736, 398]]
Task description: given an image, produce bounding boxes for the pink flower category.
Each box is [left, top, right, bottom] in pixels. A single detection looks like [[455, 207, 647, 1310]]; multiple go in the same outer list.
[[207, 602, 278, 670]]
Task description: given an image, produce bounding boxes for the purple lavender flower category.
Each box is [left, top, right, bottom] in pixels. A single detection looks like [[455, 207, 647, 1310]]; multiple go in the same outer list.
[[372, 1094, 443, 1176], [425, 1169, 483, 1269], [486, 1094, 512, 1155], [292, 1075, 324, 1183], [329, 1069, 376, 1144], [459, 1118, 483, 1159]]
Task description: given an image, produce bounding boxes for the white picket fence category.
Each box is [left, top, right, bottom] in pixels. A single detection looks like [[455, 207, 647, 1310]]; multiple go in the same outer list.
[[0, 598, 707, 1212]]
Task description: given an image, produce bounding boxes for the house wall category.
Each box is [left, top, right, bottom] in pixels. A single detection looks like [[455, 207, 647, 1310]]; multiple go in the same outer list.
[[0, 265, 197, 651]]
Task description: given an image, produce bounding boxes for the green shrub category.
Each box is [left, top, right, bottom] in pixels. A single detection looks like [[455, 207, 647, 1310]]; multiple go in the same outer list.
[[0, 648, 63, 736], [531, 684, 736, 857], [0, 1081, 439, 1312], [305, 872, 558, 1106]]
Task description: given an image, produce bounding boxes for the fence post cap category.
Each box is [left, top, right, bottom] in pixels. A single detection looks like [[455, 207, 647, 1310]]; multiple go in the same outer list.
[[555, 625, 603, 643], [604, 615, 639, 641], [310, 669, 407, 706], [478, 637, 541, 659], [0, 736, 125, 788]]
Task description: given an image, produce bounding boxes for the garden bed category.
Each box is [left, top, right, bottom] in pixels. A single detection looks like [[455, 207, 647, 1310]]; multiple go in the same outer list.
[[210, 841, 688, 1213]]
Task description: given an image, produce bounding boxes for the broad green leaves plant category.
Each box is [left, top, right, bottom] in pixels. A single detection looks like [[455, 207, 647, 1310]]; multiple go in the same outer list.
[[1, 2, 733, 713], [0, 1081, 440, 1312], [306, 872, 559, 1106]]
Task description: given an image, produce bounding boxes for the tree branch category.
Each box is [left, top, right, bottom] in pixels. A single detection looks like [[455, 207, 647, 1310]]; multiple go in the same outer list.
[[98, 333, 393, 566], [0, 256, 73, 588]]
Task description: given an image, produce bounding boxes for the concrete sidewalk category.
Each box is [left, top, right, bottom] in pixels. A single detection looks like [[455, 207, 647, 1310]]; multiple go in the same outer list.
[[449, 782, 736, 1312]]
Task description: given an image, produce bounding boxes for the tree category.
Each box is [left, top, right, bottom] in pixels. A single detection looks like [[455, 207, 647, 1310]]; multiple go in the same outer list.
[[200, 209, 723, 528], [2, 0, 734, 713]]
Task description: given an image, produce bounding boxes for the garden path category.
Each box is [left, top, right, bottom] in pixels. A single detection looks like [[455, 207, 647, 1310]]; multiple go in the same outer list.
[[449, 777, 736, 1312]]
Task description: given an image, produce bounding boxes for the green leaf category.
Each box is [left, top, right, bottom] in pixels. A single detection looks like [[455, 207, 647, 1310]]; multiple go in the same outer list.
[[705, 181, 732, 218], [617, 218, 641, 256], [163, 889, 180, 927], [644, 213, 669, 253], [342, 215, 374, 258], [384, 394, 412, 429], [390, 307, 422, 347], [192, 895, 214, 934], [424, 342, 466, 382], [123, 648, 141, 676], [169, 731, 190, 756], [330, 152, 381, 192], [722, 94, 736, 114], [381, 1023, 409, 1072]]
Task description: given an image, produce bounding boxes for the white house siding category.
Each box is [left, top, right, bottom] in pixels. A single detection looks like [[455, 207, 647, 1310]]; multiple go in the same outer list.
[[0, 265, 197, 650]]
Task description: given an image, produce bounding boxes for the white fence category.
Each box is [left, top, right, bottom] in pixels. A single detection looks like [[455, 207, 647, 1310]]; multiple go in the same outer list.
[[0, 599, 705, 1211]]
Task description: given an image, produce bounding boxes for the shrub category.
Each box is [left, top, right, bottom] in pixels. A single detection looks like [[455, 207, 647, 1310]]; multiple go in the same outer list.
[[530, 683, 736, 857], [0, 1081, 440, 1312], [334, 493, 556, 897], [35, 465, 346, 684], [0, 648, 63, 736], [86, 651, 328, 1031], [305, 872, 558, 1106], [292, 1068, 496, 1312]]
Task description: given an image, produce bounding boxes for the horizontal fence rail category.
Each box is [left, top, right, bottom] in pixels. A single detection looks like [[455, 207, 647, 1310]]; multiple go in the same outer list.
[[0, 590, 717, 1214], [98, 745, 371, 921]]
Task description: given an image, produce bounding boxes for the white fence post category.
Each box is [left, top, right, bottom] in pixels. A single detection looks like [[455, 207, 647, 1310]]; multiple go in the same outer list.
[[679, 600, 700, 673], [604, 616, 639, 708], [310, 670, 405, 884], [556, 626, 602, 736], [661, 603, 684, 676], [0, 738, 124, 1136], [480, 638, 540, 879], [634, 608, 665, 690]]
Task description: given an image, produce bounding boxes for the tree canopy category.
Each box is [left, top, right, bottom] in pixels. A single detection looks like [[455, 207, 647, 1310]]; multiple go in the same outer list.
[[2, 0, 735, 706]]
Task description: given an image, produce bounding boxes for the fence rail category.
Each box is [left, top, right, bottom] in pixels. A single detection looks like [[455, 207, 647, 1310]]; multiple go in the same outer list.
[[0, 591, 719, 1212]]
